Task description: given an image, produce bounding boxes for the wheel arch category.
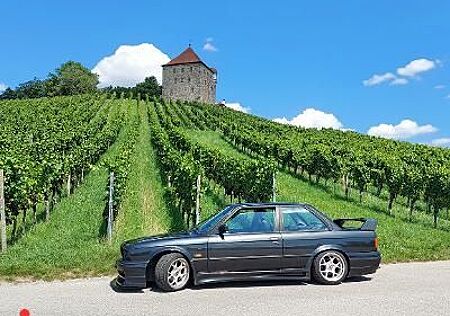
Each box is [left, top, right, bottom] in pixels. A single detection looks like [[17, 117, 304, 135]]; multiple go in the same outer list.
[[146, 247, 197, 284], [307, 245, 350, 276]]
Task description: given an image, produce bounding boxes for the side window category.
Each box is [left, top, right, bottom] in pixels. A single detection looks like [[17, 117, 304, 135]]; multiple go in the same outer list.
[[225, 208, 275, 233], [281, 207, 326, 231]]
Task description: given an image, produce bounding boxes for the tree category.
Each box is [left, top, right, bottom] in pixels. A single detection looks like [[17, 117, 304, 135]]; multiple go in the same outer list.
[[15, 78, 47, 99], [134, 76, 161, 98], [47, 61, 98, 96], [103, 76, 162, 100], [0, 88, 17, 100], [0, 61, 99, 100]]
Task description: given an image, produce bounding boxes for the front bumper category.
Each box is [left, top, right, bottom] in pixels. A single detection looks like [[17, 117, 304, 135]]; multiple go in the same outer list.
[[116, 259, 148, 289], [348, 251, 381, 277]]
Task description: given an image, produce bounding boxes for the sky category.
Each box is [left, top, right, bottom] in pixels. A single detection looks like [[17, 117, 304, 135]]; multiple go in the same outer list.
[[1, 0, 450, 145]]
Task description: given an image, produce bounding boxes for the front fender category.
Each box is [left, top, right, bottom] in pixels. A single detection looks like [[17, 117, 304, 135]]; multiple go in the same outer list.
[[148, 246, 198, 278]]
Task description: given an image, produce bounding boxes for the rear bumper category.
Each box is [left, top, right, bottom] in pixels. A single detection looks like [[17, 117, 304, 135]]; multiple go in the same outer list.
[[348, 251, 381, 277], [115, 259, 148, 289]]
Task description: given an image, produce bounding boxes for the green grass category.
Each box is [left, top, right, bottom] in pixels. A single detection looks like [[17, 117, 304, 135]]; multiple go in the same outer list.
[[114, 102, 183, 241], [2, 105, 449, 281], [0, 101, 177, 280], [0, 157, 117, 280], [185, 128, 450, 263]]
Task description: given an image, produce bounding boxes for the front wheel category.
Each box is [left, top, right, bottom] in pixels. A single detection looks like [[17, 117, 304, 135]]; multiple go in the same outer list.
[[312, 250, 348, 285], [154, 253, 190, 291]]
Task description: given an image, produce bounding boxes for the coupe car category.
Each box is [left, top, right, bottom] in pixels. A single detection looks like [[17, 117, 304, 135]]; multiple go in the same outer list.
[[116, 203, 380, 291]]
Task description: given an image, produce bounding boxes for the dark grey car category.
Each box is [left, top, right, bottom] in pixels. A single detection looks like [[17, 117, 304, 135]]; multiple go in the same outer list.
[[116, 203, 381, 291]]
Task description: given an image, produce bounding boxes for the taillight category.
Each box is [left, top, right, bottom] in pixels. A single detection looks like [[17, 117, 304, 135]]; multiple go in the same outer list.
[[374, 237, 379, 250]]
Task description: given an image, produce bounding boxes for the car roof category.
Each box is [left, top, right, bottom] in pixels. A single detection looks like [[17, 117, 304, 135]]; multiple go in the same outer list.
[[232, 202, 309, 208]]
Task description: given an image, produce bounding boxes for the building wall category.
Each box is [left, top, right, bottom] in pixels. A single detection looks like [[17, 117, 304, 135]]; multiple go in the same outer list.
[[162, 62, 216, 104]]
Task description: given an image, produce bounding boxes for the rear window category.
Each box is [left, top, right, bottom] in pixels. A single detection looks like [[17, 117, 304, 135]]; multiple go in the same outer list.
[[281, 207, 327, 231]]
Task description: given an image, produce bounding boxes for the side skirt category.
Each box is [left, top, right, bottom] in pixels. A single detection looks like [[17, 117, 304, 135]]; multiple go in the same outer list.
[[195, 269, 310, 285]]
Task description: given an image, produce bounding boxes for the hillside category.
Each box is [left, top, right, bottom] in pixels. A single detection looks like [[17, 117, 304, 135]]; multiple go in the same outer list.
[[0, 96, 450, 279]]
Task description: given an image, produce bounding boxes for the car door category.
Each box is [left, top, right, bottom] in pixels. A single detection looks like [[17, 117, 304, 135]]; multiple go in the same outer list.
[[207, 206, 282, 273], [280, 206, 332, 272]]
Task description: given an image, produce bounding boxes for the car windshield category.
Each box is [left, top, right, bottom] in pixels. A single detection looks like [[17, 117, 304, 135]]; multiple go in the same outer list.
[[194, 205, 234, 233]]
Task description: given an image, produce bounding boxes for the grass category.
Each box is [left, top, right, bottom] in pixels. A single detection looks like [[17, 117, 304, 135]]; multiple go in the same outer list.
[[114, 102, 182, 241], [0, 101, 177, 280], [185, 128, 450, 263], [0, 156, 117, 280], [2, 104, 449, 281]]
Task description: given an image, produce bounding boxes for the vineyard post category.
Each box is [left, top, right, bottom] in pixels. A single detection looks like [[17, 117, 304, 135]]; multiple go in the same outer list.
[[272, 172, 277, 202], [45, 192, 51, 221], [0, 169, 7, 253], [195, 175, 201, 225], [67, 173, 71, 196], [107, 172, 115, 243]]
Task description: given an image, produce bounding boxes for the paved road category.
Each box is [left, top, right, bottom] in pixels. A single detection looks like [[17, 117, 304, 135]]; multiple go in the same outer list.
[[1, 261, 449, 316]]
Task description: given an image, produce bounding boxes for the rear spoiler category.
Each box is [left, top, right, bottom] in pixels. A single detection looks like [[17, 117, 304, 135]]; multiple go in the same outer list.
[[333, 218, 378, 231]]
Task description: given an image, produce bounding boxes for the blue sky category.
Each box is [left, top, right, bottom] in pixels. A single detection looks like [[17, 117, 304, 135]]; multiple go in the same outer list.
[[1, 0, 450, 145]]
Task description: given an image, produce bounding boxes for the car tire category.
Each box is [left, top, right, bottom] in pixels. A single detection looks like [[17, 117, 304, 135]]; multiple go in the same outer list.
[[312, 250, 348, 285], [154, 253, 190, 292]]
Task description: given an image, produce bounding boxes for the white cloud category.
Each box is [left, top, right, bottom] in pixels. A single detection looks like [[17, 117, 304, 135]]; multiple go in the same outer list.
[[225, 102, 250, 113], [0, 83, 7, 93], [203, 38, 218, 52], [397, 58, 436, 77], [390, 78, 408, 86], [273, 108, 344, 130], [431, 138, 450, 147], [363, 58, 437, 87], [367, 119, 437, 140], [92, 43, 170, 88], [434, 84, 446, 89], [363, 72, 396, 86], [446, 94, 450, 99]]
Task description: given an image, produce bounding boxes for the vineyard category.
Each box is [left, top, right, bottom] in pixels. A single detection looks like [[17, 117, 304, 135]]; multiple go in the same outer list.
[[0, 95, 450, 279]]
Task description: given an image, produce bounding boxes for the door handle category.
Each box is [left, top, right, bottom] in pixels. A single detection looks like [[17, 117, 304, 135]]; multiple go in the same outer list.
[[269, 237, 280, 244]]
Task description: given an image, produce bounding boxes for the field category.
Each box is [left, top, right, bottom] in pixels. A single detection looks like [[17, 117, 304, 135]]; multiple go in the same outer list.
[[0, 96, 450, 280]]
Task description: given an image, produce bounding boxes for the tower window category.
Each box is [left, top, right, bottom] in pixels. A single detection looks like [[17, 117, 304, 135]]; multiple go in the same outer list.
[[191, 87, 194, 93], [181, 68, 184, 73]]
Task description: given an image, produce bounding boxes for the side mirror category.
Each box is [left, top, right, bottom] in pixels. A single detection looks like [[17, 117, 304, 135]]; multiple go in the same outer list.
[[218, 224, 228, 236]]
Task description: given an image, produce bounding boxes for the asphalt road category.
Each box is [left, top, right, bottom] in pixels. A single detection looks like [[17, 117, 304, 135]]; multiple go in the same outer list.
[[1, 261, 449, 316]]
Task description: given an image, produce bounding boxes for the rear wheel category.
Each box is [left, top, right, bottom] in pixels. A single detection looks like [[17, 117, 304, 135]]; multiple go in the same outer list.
[[312, 250, 348, 285], [154, 253, 190, 292]]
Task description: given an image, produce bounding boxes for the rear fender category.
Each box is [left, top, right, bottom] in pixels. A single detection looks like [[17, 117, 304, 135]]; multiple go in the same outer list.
[[306, 245, 349, 272]]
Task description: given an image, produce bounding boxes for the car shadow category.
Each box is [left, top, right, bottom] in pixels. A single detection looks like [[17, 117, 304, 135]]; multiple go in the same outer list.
[[192, 279, 308, 291], [110, 276, 373, 293], [344, 275, 373, 283], [109, 278, 145, 293]]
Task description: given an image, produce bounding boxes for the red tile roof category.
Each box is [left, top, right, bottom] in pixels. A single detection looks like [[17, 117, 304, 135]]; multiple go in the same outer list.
[[164, 47, 202, 66]]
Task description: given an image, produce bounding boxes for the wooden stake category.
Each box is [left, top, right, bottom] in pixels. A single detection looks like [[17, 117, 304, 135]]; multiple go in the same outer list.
[[45, 193, 51, 221], [0, 170, 7, 253], [272, 172, 277, 202], [67, 173, 71, 196], [107, 172, 115, 243], [195, 175, 201, 225]]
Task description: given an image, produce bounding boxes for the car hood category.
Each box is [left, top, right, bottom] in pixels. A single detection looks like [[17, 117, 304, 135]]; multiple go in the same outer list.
[[122, 230, 197, 249]]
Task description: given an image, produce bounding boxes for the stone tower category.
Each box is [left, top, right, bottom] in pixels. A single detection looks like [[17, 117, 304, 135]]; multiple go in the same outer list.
[[162, 46, 217, 104]]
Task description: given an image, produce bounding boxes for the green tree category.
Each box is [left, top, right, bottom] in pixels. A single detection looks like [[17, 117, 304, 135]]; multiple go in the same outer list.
[[15, 78, 47, 99], [47, 61, 98, 96], [0, 87, 17, 100], [134, 76, 161, 98], [103, 76, 161, 100]]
